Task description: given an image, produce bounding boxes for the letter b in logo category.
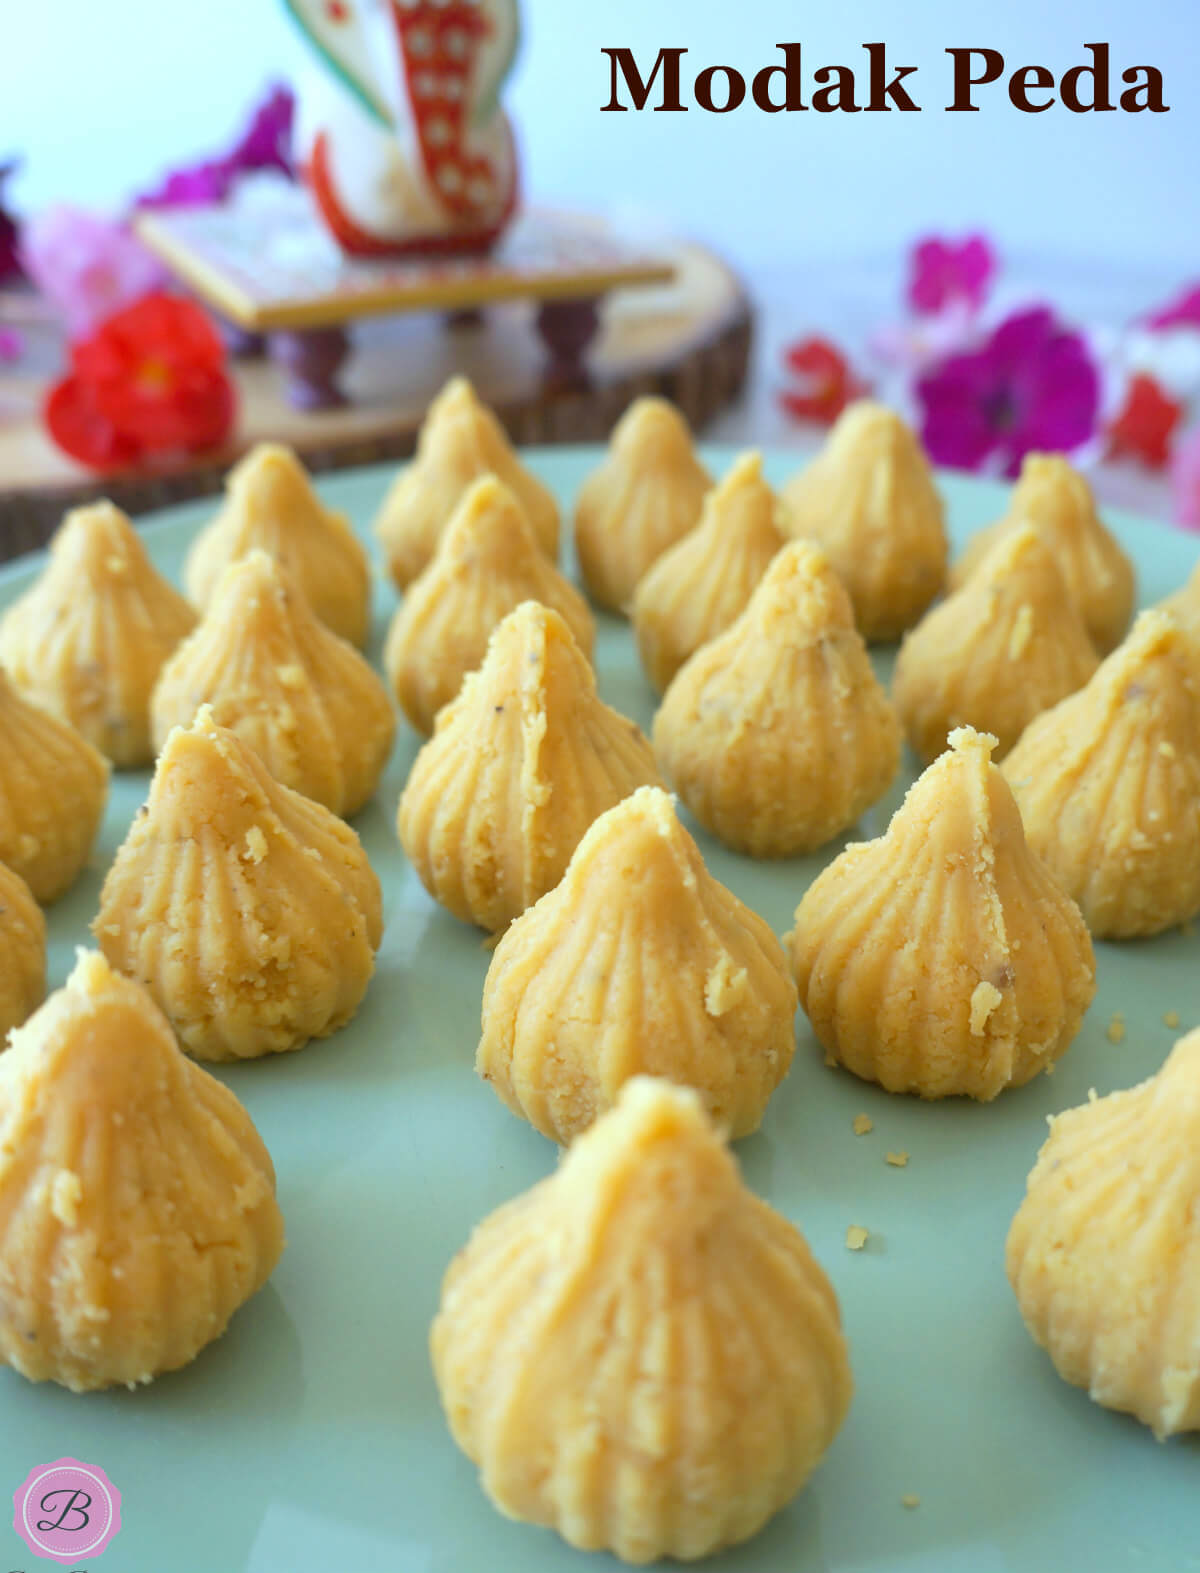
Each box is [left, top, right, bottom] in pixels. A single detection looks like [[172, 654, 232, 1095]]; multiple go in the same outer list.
[[13, 1459, 122, 1563]]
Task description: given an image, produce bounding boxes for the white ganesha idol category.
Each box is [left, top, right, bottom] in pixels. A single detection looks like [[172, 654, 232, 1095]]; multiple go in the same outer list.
[[285, 0, 520, 256]]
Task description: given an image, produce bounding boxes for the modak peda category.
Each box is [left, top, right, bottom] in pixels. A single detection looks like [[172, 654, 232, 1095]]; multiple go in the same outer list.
[[478, 787, 796, 1144], [1159, 557, 1200, 673], [0, 860, 45, 1041], [152, 549, 395, 817], [789, 728, 1096, 1100], [95, 708, 382, 1061], [384, 475, 593, 734], [431, 1077, 852, 1563], [0, 500, 195, 767]]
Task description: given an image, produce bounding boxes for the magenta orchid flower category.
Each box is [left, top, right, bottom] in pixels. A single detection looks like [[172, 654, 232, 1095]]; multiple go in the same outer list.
[[907, 234, 996, 316], [1170, 425, 1200, 531], [136, 84, 294, 212], [0, 159, 23, 283], [1147, 285, 1200, 333], [19, 206, 166, 339]]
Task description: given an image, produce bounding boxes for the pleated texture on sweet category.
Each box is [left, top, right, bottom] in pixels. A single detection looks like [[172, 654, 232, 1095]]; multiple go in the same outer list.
[[632, 450, 786, 694], [780, 401, 947, 642], [398, 602, 663, 933], [0, 951, 284, 1391], [893, 522, 1099, 763], [478, 787, 797, 1144], [152, 549, 395, 817], [184, 443, 371, 647], [384, 474, 594, 735], [94, 708, 382, 1061], [0, 860, 45, 1042], [0, 500, 196, 768], [573, 397, 712, 614], [1001, 609, 1200, 938], [0, 668, 109, 904], [789, 727, 1096, 1100], [1158, 558, 1200, 675], [430, 1077, 853, 1564], [1007, 1028, 1200, 1439], [652, 540, 901, 857], [374, 378, 560, 590], [951, 453, 1135, 654]]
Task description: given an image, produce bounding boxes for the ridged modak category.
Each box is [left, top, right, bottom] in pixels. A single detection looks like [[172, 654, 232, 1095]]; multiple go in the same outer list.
[[399, 602, 662, 932], [1159, 557, 1200, 672], [152, 549, 395, 817], [951, 453, 1135, 653], [384, 474, 594, 735], [0, 951, 284, 1391], [478, 787, 797, 1144], [1001, 610, 1200, 937], [780, 401, 947, 641], [374, 378, 559, 589], [94, 708, 382, 1061], [632, 450, 786, 693], [0, 500, 195, 768], [185, 443, 371, 647], [789, 728, 1096, 1100], [574, 397, 712, 614], [893, 522, 1099, 762], [0, 668, 108, 904], [653, 540, 901, 857], [431, 1077, 853, 1563], [0, 860, 45, 1041], [1007, 1028, 1200, 1438]]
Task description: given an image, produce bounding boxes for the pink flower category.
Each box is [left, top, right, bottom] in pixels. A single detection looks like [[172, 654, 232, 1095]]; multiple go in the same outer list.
[[19, 206, 165, 340], [1170, 425, 1200, 531], [907, 234, 996, 316], [0, 326, 22, 362], [0, 159, 22, 283], [868, 300, 978, 376], [1146, 285, 1200, 332], [136, 84, 294, 212], [915, 307, 1100, 478]]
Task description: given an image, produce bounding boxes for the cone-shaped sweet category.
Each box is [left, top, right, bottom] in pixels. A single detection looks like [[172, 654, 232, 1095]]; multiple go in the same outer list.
[[780, 401, 947, 641], [152, 550, 395, 817], [185, 444, 370, 646], [478, 788, 797, 1144], [384, 475, 594, 735], [653, 541, 901, 857], [94, 708, 382, 1061], [399, 602, 663, 932], [1007, 1028, 1200, 1438], [893, 523, 1100, 763], [374, 378, 559, 589], [0, 669, 108, 904], [0, 861, 44, 1041], [431, 1077, 853, 1562], [0, 501, 195, 768], [632, 451, 786, 694], [789, 728, 1096, 1100], [574, 397, 712, 614], [951, 454, 1135, 653], [1001, 610, 1200, 937], [0, 951, 284, 1391], [1158, 558, 1200, 674]]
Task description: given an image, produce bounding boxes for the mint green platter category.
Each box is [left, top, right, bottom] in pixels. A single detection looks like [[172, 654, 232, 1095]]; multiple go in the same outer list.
[[0, 447, 1197, 1573]]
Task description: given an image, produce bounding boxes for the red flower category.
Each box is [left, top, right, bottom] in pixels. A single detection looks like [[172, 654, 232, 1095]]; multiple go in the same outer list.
[[779, 337, 869, 425], [1105, 373, 1183, 470], [45, 292, 235, 471]]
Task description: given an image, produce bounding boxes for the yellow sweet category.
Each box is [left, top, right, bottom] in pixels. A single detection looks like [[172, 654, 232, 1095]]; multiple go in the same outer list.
[[1159, 558, 1200, 673], [0, 951, 284, 1391], [431, 1077, 852, 1563], [1002, 610, 1200, 938], [789, 728, 1096, 1100], [399, 602, 662, 932], [0, 669, 108, 904], [893, 522, 1099, 763], [0, 861, 45, 1042], [0, 500, 195, 768], [1007, 1028, 1200, 1438], [951, 453, 1135, 653], [478, 787, 796, 1144], [384, 475, 594, 735], [632, 450, 786, 693], [374, 378, 559, 589], [185, 443, 371, 646], [574, 397, 712, 613], [152, 550, 395, 817], [652, 541, 901, 857], [94, 708, 382, 1061], [780, 401, 947, 641]]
